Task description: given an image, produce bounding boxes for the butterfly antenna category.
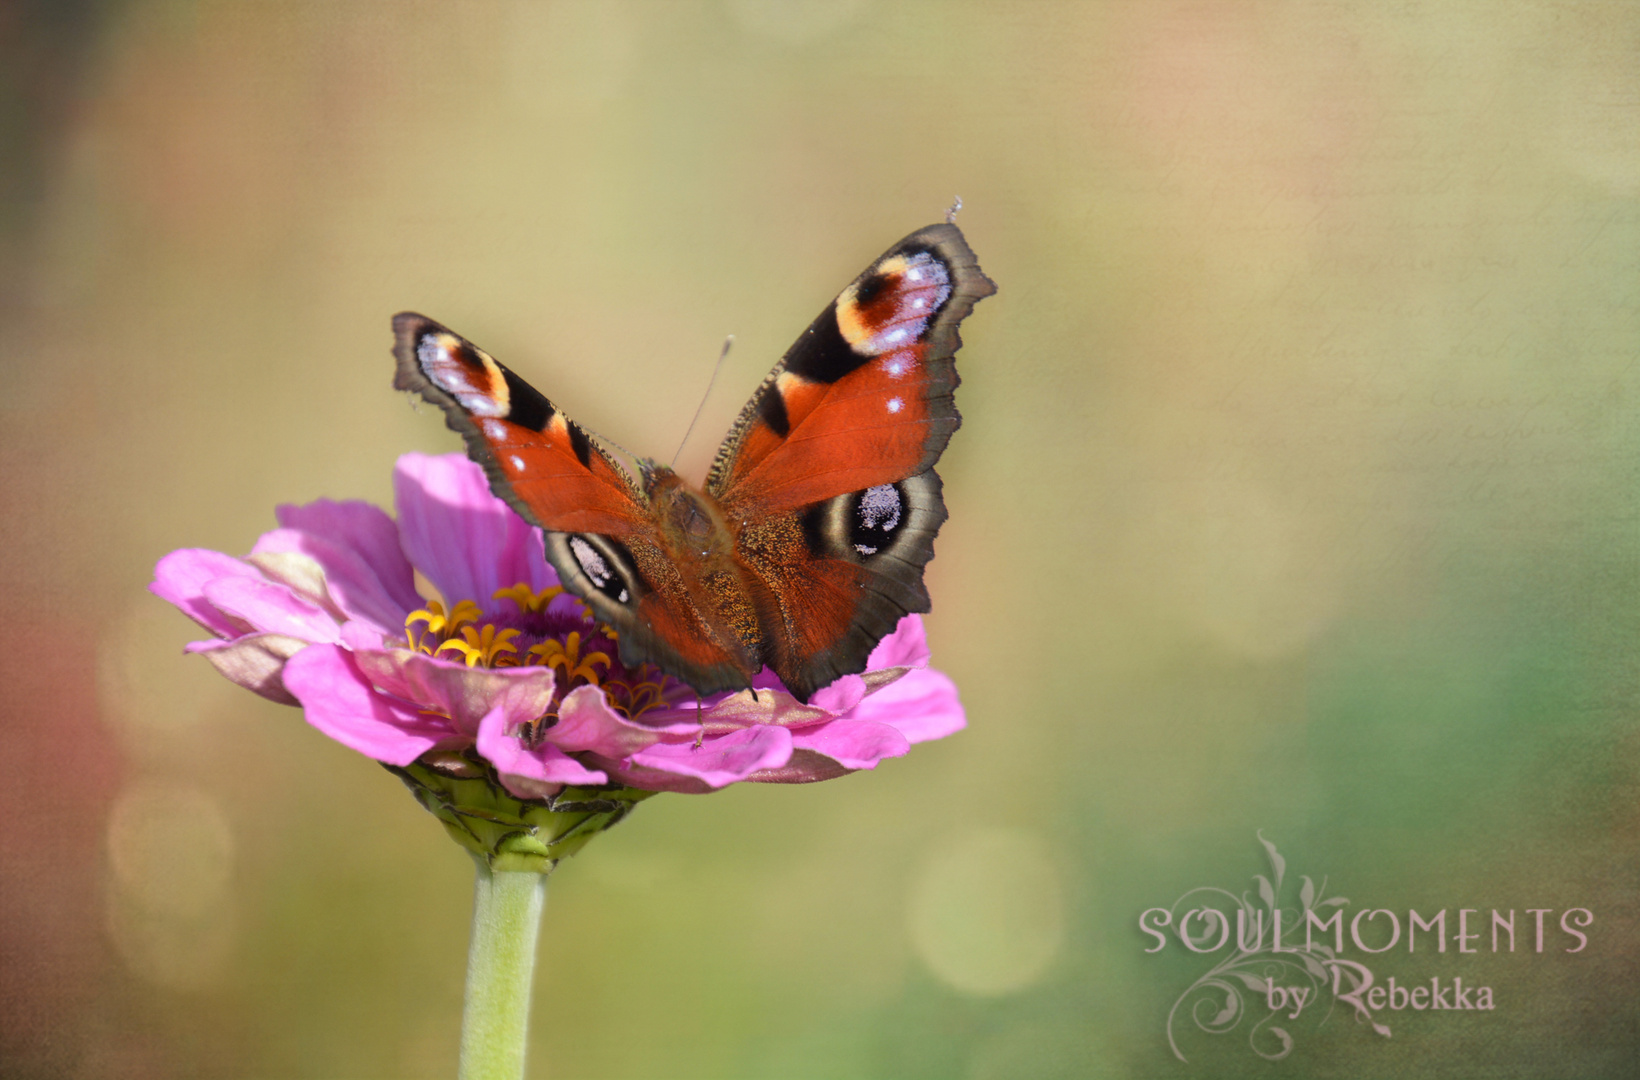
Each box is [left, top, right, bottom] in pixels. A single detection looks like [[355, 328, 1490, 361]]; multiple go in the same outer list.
[[578, 426, 644, 485], [671, 335, 734, 468], [592, 430, 641, 462], [945, 196, 963, 224]]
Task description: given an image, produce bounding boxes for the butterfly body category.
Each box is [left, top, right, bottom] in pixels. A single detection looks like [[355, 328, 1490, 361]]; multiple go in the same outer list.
[[394, 223, 994, 702]]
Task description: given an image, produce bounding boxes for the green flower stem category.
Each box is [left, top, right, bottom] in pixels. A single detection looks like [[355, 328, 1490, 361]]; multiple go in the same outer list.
[[386, 753, 656, 1078], [459, 858, 548, 1080]]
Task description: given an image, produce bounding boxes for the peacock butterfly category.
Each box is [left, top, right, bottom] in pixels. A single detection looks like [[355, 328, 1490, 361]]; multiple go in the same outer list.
[[392, 222, 994, 702]]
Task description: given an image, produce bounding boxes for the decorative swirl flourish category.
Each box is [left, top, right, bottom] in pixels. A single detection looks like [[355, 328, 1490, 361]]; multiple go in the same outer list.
[[1162, 832, 1386, 1063]]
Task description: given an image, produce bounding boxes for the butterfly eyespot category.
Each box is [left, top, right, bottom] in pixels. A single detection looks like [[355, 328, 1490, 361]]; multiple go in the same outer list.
[[800, 470, 942, 574], [417, 334, 510, 418], [568, 536, 607, 581], [560, 534, 636, 608], [850, 483, 904, 556]]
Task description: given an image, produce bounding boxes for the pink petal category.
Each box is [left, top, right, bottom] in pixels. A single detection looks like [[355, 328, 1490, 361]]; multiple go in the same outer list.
[[648, 686, 828, 735], [340, 619, 388, 652], [806, 673, 868, 716], [735, 614, 931, 714], [476, 706, 608, 789], [241, 550, 344, 621], [275, 498, 422, 614], [186, 633, 307, 704], [350, 647, 557, 736], [151, 549, 260, 637], [251, 528, 406, 635], [845, 668, 964, 744], [866, 613, 932, 670], [550, 684, 699, 757], [393, 453, 556, 606], [283, 645, 456, 765], [626, 724, 793, 788], [789, 718, 910, 770], [201, 575, 343, 644]]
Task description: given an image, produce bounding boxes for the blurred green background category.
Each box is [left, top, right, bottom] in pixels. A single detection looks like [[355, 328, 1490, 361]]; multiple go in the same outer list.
[[2, 2, 1636, 1077]]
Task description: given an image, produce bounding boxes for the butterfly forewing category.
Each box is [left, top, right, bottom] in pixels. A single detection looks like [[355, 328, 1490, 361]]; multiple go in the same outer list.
[[392, 314, 647, 536], [706, 224, 994, 511]]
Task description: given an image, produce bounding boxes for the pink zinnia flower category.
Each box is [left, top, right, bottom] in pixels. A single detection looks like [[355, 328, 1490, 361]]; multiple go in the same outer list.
[[152, 453, 964, 798]]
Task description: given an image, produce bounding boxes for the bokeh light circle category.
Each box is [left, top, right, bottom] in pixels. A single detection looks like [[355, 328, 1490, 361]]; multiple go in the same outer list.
[[907, 827, 1065, 996], [106, 780, 235, 918]]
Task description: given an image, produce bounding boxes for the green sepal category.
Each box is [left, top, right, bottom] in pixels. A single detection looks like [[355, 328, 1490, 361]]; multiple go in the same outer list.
[[387, 749, 655, 874]]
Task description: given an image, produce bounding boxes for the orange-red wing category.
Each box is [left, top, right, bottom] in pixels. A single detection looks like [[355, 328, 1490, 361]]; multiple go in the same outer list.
[[706, 224, 995, 514], [392, 313, 647, 537]]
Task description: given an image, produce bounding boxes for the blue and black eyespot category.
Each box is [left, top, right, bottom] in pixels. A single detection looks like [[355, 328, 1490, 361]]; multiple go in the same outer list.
[[558, 533, 637, 607], [847, 483, 906, 557]]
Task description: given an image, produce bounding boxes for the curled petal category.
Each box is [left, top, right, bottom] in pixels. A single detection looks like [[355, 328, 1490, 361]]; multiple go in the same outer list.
[[695, 686, 828, 732], [284, 645, 457, 765], [201, 574, 344, 644], [250, 529, 405, 635], [806, 673, 869, 716], [275, 498, 422, 614], [550, 684, 699, 758], [393, 453, 557, 607], [351, 647, 556, 736], [625, 724, 793, 789], [789, 718, 910, 770], [151, 549, 261, 637], [243, 550, 343, 618], [476, 706, 608, 793], [845, 668, 964, 744], [185, 632, 308, 704], [747, 748, 854, 785]]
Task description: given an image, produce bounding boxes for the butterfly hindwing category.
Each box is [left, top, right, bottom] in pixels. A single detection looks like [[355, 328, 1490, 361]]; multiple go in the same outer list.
[[734, 471, 950, 699]]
